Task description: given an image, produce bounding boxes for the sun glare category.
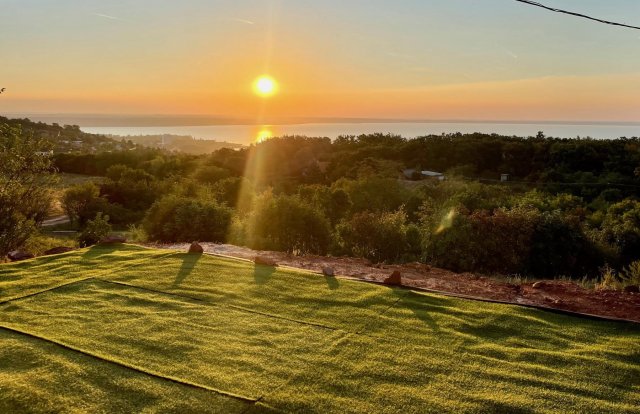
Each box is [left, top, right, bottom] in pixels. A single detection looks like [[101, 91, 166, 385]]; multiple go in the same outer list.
[[253, 75, 277, 97], [256, 127, 273, 142]]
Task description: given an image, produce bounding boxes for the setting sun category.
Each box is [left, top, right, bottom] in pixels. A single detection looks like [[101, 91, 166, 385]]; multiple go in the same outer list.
[[253, 75, 278, 97]]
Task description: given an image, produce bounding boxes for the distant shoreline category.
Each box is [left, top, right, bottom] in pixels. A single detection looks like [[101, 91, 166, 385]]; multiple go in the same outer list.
[[4, 113, 640, 128]]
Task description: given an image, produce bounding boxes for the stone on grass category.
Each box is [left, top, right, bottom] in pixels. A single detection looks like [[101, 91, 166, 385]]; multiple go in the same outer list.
[[254, 255, 277, 267], [100, 235, 127, 244], [7, 250, 34, 262], [43, 246, 75, 256], [383, 270, 402, 286], [188, 242, 204, 254], [322, 266, 335, 277]]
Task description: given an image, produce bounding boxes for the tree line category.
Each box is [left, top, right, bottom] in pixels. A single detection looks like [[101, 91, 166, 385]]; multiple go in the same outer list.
[[3, 118, 640, 285]]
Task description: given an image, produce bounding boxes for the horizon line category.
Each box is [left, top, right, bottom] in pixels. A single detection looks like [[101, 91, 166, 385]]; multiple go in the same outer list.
[[2, 113, 640, 127]]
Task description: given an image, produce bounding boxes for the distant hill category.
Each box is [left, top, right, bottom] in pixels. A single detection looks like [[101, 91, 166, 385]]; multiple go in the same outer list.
[[0, 116, 242, 154], [109, 134, 244, 154], [0, 116, 135, 154]]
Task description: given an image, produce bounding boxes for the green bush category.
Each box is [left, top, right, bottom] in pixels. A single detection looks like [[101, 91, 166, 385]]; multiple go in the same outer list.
[[143, 195, 232, 243], [78, 213, 112, 247], [423, 207, 537, 274], [525, 212, 603, 278], [336, 209, 413, 263], [244, 194, 331, 254]]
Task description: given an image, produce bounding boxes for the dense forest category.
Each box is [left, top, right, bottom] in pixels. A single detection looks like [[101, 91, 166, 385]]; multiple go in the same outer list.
[[3, 117, 640, 285]]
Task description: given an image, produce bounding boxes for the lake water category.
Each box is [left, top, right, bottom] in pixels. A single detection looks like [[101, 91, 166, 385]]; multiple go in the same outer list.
[[82, 122, 640, 146]]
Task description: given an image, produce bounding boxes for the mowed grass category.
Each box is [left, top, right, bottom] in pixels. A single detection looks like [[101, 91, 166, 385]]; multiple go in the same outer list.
[[0, 245, 638, 413]]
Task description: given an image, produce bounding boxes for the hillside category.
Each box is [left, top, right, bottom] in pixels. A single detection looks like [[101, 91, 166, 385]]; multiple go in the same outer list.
[[0, 244, 638, 413], [0, 116, 135, 154]]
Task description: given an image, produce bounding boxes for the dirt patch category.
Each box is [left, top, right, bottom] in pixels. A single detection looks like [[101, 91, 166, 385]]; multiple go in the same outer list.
[[153, 243, 640, 323]]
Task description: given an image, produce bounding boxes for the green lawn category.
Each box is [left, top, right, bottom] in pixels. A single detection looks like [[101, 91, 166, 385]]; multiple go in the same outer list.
[[0, 245, 638, 413]]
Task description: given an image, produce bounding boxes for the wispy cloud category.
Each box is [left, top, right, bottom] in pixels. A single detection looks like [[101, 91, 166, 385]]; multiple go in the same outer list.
[[91, 13, 123, 21], [504, 48, 519, 59], [225, 17, 255, 25]]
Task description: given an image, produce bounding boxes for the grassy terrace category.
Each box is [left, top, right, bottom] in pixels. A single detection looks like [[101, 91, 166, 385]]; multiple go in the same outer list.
[[0, 245, 638, 413]]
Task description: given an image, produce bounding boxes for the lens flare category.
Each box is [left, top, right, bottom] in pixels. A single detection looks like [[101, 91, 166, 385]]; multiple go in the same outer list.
[[256, 127, 273, 142], [435, 208, 457, 234]]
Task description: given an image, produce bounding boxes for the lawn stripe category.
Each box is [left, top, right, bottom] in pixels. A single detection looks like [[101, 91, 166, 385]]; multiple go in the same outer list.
[[0, 250, 175, 304], [97, 278, 345, 332], [0, 323, 259, 404], [0, 277, 93, 305], [354, 290, 410, 335]]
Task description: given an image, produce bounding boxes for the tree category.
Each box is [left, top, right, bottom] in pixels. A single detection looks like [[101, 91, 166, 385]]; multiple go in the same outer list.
[[143, 195, 232, 243], [78, 213, 112, 247], [245, 193, 331, 254], [62, 182, 105, 226], [0, 124, 56, 256]]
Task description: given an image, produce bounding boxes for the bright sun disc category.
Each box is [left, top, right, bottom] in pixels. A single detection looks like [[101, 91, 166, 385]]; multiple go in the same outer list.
[[253, 76, 277, 97]]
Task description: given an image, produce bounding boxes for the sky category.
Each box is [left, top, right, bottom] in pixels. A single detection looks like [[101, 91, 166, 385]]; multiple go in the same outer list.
[[1, 0, 640, 122]]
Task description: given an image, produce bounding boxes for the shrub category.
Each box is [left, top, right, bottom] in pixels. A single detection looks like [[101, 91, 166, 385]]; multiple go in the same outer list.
[[78, 213, 112, 247], [621, 261, 640, 287], [597, 200, 640, 267], [524, 212, 603, 278], [143, 195, 232, 243], [336, 209, 412, 263], [244, 194, 331, 254], [423, 207, 538, 274]]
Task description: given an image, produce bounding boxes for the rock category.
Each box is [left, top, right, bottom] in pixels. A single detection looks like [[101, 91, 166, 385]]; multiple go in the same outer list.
[[532, 281, 548, 290], [322, 266, 335, 277], [100, 235, 127, 244], [188, 242, 204, 254], [43, 246, 75, 256], [254, 255, 277, 267], [624, 285, 640, 294], [383, 270, 402, 286], [7, 250, 34, 262]]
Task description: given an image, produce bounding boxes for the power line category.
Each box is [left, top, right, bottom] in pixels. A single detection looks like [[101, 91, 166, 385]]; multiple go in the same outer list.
[[513, 0, 640, 30]]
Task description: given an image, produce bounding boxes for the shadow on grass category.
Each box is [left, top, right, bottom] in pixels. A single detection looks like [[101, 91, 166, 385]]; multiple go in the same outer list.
[[324, 276, 339, 290], [254, 265, 276, 285], [173, 253, 202, 287], [81, 244, 121, 260], [391, 289, 449, 332]]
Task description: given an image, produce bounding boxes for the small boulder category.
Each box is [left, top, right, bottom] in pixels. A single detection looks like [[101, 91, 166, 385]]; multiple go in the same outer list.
[[254, 255, 277, 267], [532, 281, 548, 290], [624, 285, 640, 294], [188, 242, 204, 254], [43, 246, 75, 256], [383, 270, 402, 286], [7, 250, 34, 262], [322, 266, 335, 277], [100, 235, 127, 244]]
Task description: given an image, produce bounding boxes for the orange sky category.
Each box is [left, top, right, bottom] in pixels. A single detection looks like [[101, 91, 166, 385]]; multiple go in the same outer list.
[[2, 1, 640, 122]]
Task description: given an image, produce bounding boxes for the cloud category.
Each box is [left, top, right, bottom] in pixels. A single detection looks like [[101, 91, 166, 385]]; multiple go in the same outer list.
[[225, 17, 255, 25], [504, 49, 519, 59], [91, 13, 123, 21]]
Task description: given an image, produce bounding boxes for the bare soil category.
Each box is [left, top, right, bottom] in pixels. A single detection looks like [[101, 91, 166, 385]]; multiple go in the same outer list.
[[156, 243, 640, 323]]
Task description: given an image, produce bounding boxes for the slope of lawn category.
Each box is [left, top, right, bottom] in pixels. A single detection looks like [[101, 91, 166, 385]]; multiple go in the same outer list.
[[0, 244, 638, 413]]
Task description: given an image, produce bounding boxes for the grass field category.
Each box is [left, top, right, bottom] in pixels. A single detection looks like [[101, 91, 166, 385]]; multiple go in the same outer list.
[[0, 245, 638, 413]]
